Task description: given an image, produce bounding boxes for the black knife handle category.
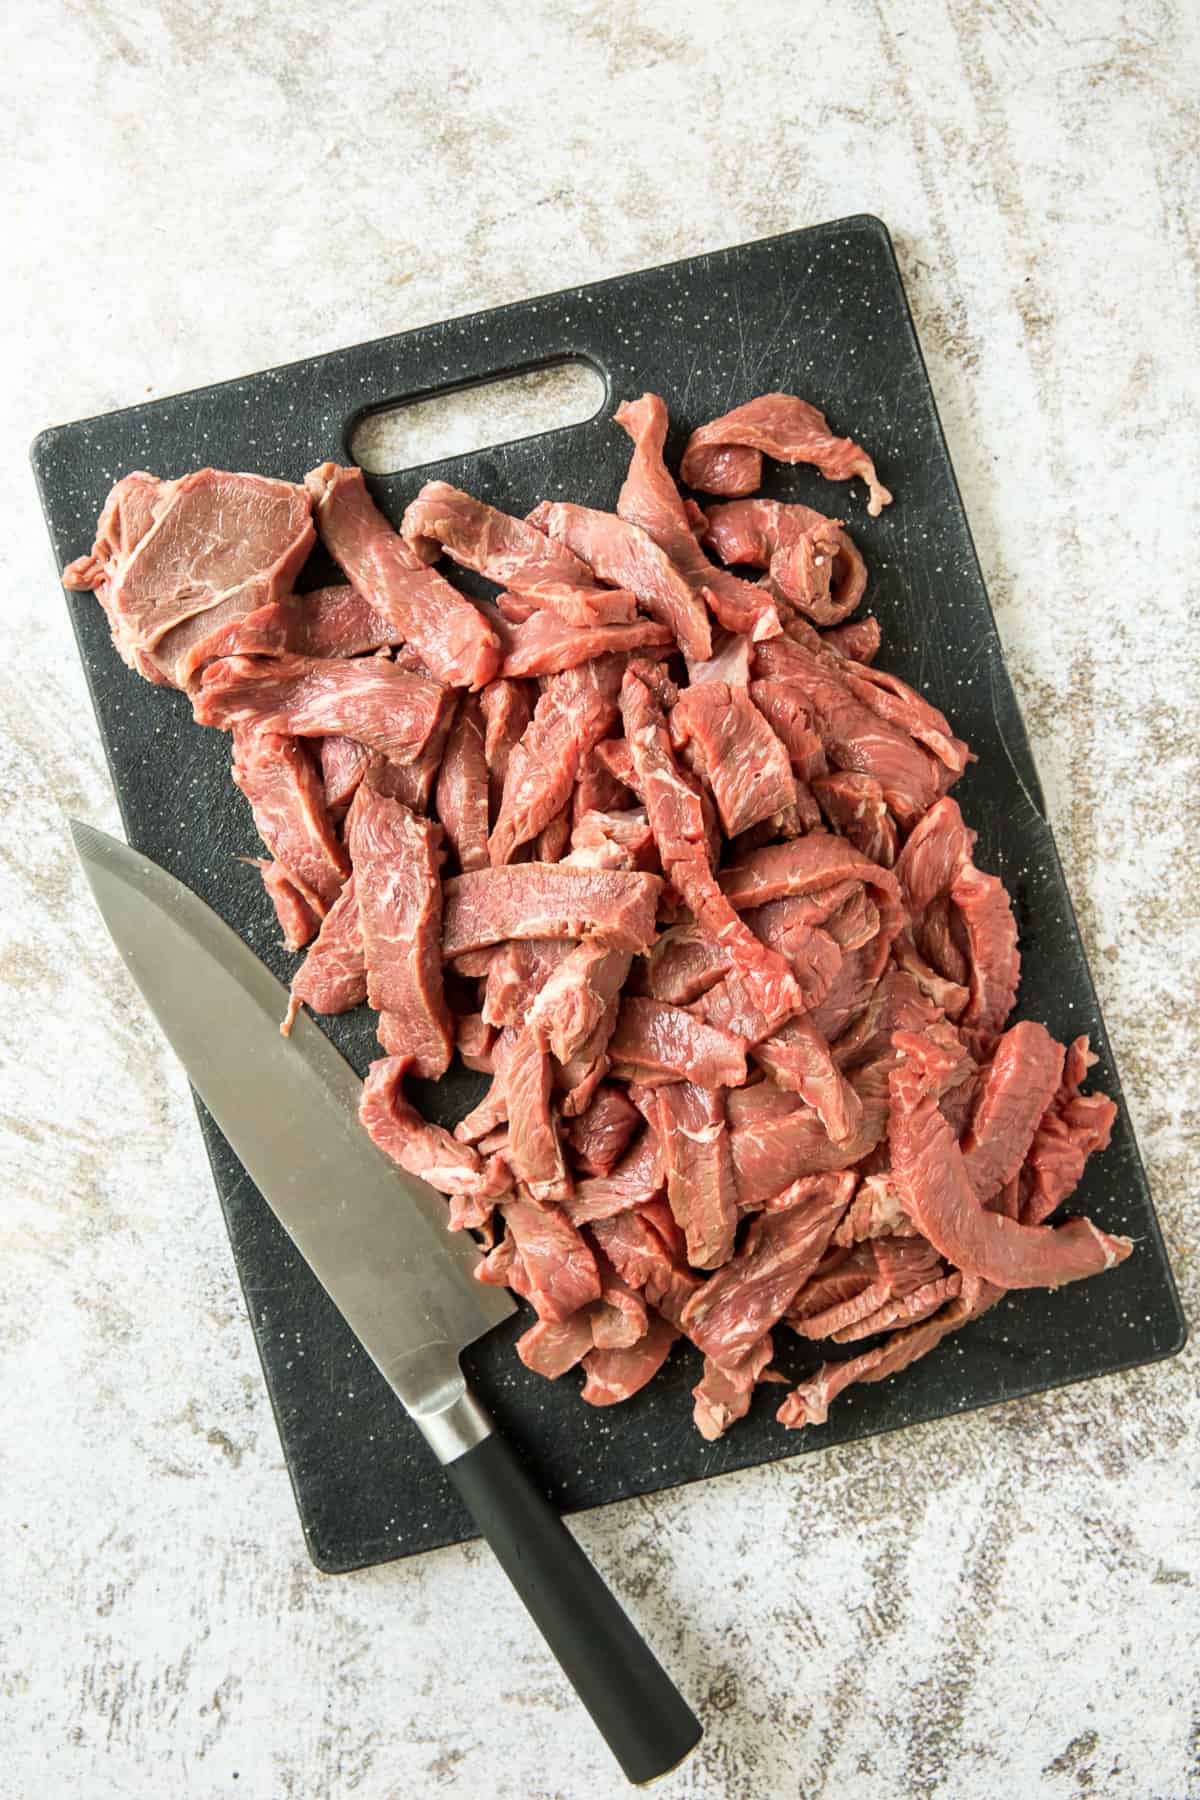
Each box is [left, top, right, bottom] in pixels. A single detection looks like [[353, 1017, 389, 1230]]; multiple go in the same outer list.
[[444, 1429, 702, 1784]]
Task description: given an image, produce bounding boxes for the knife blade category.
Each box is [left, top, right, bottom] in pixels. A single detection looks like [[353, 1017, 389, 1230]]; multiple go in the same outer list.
[[70, 821, 701, 1785]]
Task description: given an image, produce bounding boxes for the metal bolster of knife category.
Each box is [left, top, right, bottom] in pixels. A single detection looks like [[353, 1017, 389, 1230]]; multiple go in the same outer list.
[[381, 1340, 492, 1463]]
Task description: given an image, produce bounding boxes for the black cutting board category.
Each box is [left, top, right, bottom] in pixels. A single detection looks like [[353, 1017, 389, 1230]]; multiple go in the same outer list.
[[34, 217, 1185, 1574]]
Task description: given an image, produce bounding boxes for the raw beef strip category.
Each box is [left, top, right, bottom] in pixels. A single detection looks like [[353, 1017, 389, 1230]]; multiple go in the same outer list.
[[741, 903, 842, 1014], [680, 392, 893, 516], [960, 1021, 1065, 1204], [63, 469, 315, 689], [434, 695, 489, 873], [812, 771, 897, 868], [669, 681, 795, 838], [62, 469, 161, 622], [561, 1125, 665, 1225], [843, 665, 971, 780], [360, 1057, 505, 1199], [456, 1015, 500, 1065], [589, 1254, 652, 1350], [504, 1026, 571, 1202], [490, 657, 623, 866], [789, 1235, 943, 1339], [891, 1019, 977, 1098], [786, 1242, 875, 1321], [643, 915, 732, 1004], [891, 930, 970, 1021], [752, 906, 855, 1010], [475, 1232, 527, 1296], [589, 1205, 702, 1327], [456, 1012, 496, 1073], [483, 939, 572, 1030], [370, 695, 459, 817], [320, 735, 370, 816], [719, 830, 903, 922], [517, 1313, 595, 1379], [614, 392, 780, 641], [752, 638, 937, 825], [889, 1036, 1131, 1288], [823, 884, 886, 951], [702, 499, 867, 625], [682, 1172, 853, 1359], [916, 895, 970, 988], [620, 665, 802, 1038], [596, 1246, 667, 1332], [455, 1057, 512, 1145], [728, 1060, 892, 1207], [492, 605, 673, 678], [833, 1174, 917, 1246], [567, 808, 656, 873], [581, 1311, 679, 1406], [749, 681, 828, 782], [776, 1276, 998, 1429], [721, 840, 902, 1031], [823, 616, 881, 663], [401, 481, 637, 626], [443, 865, 662, 957], [291, 583, 404, 656], [535, 807, 571, 863], [895, 795, 976, 911], [348, 787, 452, 1079], [682, 865, 806, 1043], [522, 1262, 646, 1374], [609, 997, 747, 1088], [572, 746, 630, 821], [501, 1200, 601, 1322], [692, 1336, 777, 1442], [229, 584, 406, 660], [594, 734, 722, 871], [283, 875, 366, 1034], [231, 724, 349, 908], [687, 634, 754, 687], [723, 783, 813, 852], [529, 501, 713, 662], [834, 1271, 963, 1343], [305, 463, 499, 688], [778, 1314, 951, 1428], [251, 860, 322, 950], [446, 947, 499, 981], [951, 862, 1021, 1055], [195, 652, 450, 765], [479, 677, 533, 822], [552, 1007, 620, 1110], [746, 876, 862, 945], [528, 940, 633, 1064], [804, 933, 894, 1046], [829, 967, 941, 1071], [518, 1249, 648, 1378], [1021, 1038, 1118, 1225], [564, 1086, 641, 1176], [753, 1016, 863, 1143], [553, 991, 621, 1116], [654, 1081, 738, 1270]]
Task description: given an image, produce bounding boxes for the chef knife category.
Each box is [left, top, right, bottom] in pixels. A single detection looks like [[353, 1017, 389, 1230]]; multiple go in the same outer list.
[[70, 821, 701, 1786]]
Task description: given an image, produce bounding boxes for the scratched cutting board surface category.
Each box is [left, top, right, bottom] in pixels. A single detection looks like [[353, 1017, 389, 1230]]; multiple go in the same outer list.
[[34, 217, 1184, 1573]]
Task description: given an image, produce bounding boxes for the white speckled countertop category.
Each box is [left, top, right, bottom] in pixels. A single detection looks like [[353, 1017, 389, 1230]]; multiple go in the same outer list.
[[2, 4, 1197, 1797]]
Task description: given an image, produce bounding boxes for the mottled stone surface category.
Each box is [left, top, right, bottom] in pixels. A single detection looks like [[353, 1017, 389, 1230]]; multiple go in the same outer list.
[[2, 3, 1197, 1797]]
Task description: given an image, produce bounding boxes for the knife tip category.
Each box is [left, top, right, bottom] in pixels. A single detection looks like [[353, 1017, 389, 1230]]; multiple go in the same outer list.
[[68, 817, 114, 861]]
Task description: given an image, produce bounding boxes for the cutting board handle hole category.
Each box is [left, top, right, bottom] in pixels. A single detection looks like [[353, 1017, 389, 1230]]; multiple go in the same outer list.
[[348, 359, 607, 475]]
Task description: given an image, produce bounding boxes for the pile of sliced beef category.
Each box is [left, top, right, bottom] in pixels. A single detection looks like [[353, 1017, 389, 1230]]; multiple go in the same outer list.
[[66, 388, 1130, 1439]]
